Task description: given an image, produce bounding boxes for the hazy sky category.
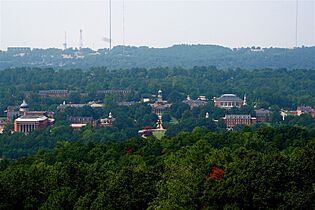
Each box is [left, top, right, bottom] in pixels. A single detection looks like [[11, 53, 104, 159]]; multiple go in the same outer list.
[[0, 0, 314, 50]]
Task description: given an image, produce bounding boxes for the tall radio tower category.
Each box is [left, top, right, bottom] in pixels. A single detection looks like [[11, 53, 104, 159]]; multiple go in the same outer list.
[[295, 0, 299, 47], [122, 0, 125, 54], [63, 31, 67, 50], [109, 0, 112, 50], [79, 29, 83, 50]]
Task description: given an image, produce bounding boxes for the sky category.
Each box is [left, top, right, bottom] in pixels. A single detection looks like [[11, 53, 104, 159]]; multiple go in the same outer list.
[[0, 0, 314, 50]]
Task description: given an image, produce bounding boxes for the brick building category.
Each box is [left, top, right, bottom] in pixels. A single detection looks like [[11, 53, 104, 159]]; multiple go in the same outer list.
[[223, 115, 256, 129], [255, 108, 272, 122], [11, 100, 55, 134], [183, 95, 208, 110], [14, 115, 50, 134], [99, 112, 115, 127], [149, 90, 172, 115], [39, 90, 69, 97]]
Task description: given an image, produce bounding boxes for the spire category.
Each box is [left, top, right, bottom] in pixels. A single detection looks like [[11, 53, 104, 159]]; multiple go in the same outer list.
[[158, 90, 162, 98], [156, 115, 164, 130], [243, 94, 247, 106], [108, 112, 112, 119]]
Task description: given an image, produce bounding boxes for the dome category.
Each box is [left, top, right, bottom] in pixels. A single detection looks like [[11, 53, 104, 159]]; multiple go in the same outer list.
[[222, 94, 236, 97], [20, 100, 29, 108]]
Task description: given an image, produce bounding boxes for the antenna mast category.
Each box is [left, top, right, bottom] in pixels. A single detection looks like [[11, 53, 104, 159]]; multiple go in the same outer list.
[[122, 0, 125, 55], [109, 0, 112, 50], [63, 31, 67, 50], [79, 29, 83, 50], [295, 0, 298, 47]]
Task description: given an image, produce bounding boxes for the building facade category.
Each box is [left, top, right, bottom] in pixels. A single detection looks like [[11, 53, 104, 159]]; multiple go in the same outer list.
[[223, 115, 257, 129], [14, 116, 49, 133], [149, 90, 172, 115], [280, 105, 315, 120], [183, 95, 208, 110], [11, 100, 55, 134], [255, 108, 272, 122], [39, 90, 69, 97], [99, 112, 115, 127]]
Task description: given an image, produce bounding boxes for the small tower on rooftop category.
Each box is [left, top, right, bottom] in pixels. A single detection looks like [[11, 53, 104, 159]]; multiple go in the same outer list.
[[243, 94, 247, 106], [19, 100, 29, 115], [156, 115, 164, 130]]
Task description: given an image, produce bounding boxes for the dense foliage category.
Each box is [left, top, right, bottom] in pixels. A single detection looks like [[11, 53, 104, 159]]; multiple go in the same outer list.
[[1, 67, 315, 159], [0, 66, 315, 111], [0, 66, 314, 208], [1, 45, 314, 70], [0, 126, 314, 209]]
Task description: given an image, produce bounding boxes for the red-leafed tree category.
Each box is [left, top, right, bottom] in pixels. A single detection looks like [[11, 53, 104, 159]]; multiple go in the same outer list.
[[209, 166, 224, 181]]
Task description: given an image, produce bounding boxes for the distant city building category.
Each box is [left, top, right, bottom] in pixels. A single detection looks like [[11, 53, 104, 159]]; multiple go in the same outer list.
[[68, 116, 95, 130], [99, 112, 115, 127], [71, 124, 87, 130], [118, 101, 137, 107], [39, 90, 69, 97], [87, 101, 104, 108], [57, 101, 86, 112], [183, 95, 208, 110], [97, 89, 131, 96], [149, 90, 172, 115], [214, 94, 245, 109], [7, 47, 31, 53], [223, 115, 257, 129], [0, 119, 6, 134], [280, 105, 315, 120], [255, 108, 272, 122], [5, 106, 20, 121], [57, 101, 104, 111], [68, 116, 94, 124]]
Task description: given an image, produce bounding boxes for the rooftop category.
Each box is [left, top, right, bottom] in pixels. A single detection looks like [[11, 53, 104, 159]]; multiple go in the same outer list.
[[215, 94, 243, 102], [224, 115, 255, 119], [20, 100, 29, 108], [15, 115, 48, 122]]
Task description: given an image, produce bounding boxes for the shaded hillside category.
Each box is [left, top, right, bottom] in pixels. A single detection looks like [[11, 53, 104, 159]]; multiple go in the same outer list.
[[1, 45, 314, 70]]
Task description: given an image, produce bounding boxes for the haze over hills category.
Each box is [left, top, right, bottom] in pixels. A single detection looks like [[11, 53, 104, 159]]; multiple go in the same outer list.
[[1, 44, 314, 70]]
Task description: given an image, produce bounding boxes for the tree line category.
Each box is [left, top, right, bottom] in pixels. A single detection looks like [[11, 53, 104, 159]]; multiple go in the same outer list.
[[0, 125, 314, 209]]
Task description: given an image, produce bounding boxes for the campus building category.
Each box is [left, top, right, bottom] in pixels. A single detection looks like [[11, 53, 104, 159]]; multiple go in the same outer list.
[[183, 95, 208, 110], [99, 112, 115, 127], [223, 115, 257, 129], [214, 94, 246, 109], [39, 90, 69, 97], [255, 108, 272, 122], [280, 105, 315, 120], [149, 90, 172, 115], [14, 116, 49, 133], [11, 100, 55, 134]]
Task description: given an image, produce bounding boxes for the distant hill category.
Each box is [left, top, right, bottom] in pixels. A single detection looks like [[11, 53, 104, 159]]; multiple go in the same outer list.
[[0, 44, 314, 70]]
